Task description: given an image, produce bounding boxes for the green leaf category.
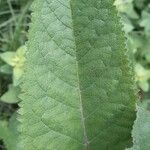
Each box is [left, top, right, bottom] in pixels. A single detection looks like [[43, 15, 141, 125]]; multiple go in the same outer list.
[[1, 85, 20, 103], [13, 67, 24, 86], [120, 15, 134, 33], [140, 11, 150, 37], [7, 113, 20, 150], [19, 0, 136, 149], [134, 0, 145, 9], [114, 0, 139, 19], [0, 121, 8, 140], [0, 113, 19, 150], [0, 64, 12, 74], [0, 52, 15, 66], [134, 64, 150, 92], [127, 100, 150, 150]]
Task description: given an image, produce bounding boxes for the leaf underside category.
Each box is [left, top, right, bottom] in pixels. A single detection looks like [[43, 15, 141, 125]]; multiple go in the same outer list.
[[19, 0, 136, 149], [127, 101, 150, 150]]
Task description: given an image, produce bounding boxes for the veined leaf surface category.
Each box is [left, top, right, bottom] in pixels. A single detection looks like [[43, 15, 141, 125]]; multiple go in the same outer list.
[[127, 101, 150, 150], [19, 0, 136, 149]]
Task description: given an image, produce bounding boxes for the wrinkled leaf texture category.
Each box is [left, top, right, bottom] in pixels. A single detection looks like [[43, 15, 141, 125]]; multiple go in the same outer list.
[[18, 0, 136, 150]]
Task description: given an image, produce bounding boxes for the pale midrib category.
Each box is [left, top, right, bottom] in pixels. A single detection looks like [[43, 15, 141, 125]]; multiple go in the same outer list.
[[70, 3, 89, 150], [76, 60, 89, 149]]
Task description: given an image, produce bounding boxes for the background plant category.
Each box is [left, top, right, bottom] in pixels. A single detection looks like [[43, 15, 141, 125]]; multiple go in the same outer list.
[[115, 1, 150, 149], [0, 0, 32, 149], [115, 0, 150, 98]]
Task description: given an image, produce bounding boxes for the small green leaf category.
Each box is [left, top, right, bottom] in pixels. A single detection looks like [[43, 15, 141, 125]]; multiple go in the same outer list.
[[0, 52, 15, 66], [135, 64, 150, 92], [12, 45, 27, 86], [127, 100, 150, 150], [115, 0, 139, 19], [121, 15, 134, 33], [0, 64, 13, 74], [140, 11, 150, 37], [13, 67, 24, 86], [11, 46, 27, 68], [1, 85, 20, 103], [0, 113, 19, 150], [0, 121, 9, 140]]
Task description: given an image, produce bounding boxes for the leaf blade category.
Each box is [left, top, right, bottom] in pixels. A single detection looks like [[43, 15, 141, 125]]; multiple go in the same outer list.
[[19, 0, 136, 149]]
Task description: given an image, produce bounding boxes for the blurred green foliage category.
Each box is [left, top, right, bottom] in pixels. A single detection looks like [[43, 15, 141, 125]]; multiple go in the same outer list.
[[115, 0, 150, 98], [0, 0, 31, 108], [116, 1, 150, 149], [0, 0, 32, 149], [126, 100, 150, 150]]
